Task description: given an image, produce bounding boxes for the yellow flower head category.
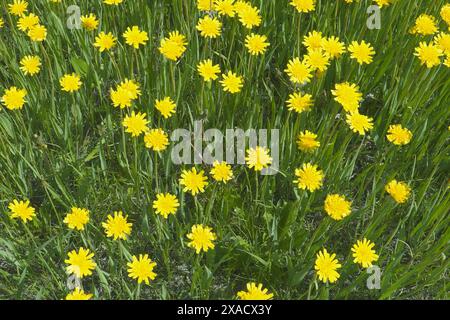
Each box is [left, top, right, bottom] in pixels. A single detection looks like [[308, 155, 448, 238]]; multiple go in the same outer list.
[[127, 254, 157, 285], [373, 0, 392, 8], [220, 71, 244, 94], [118, 79, 141, 100], [64, 207, 90, 231], [144, 129, 169, 152], [285, 58, 313, 84], [8, 0, 28, 16], [28, 24, 47, 42], [441, 4, 450, 26], [65, 288, 93, 300], [434, 32, 450, 55], [303, 31, 324, 51], [304, 49, 330, 72], [20, 55, 41, 76], [352, 238, 379, 268], [8, 199, 35, 223], [245, 33, 270, 55], [155, 97, 177, 118], [315, 248, 341, 283], [237, 5, 261, 29], [215, 0, 235, 17], [187, 224, 216, 254], [197, 59, 221, 81], [104, 0, 124, 4], [211, 161, 234, 183], [65, 247, 96, 278], [322, 36, 346, 59], [80, 14, 99, 31], [94, 32, 117, 52], [111, 87, 133, 109], [294, 163, 324, 192], [245, 146, 272, 171], [346, 112, 374, 135], [123, 112, 149, 137], [287, 92, 313, 113], [153, 193, 180, 219], [60, 73, 82, 92], [1, 87, 27, 110], [180, 167, 209, 196], [324, 194, 352, 221], [386, 124, 412, 146], [348, 40, 375, 65], [290, 0, 315, 13], [17, 13, 39, 32], [102, 211, 132, 240], [123, 26, 149, 49], [414, 42, 443, 68], [411, 14, 438, 36], [297, 130, 320, 152], [385, 180, 411, 204], [237, 283, 273, 300], [197, 0, 216, 11], [331, 82, 362, 113], [159, 31, 187, 61], [196, 16, 222, 38]]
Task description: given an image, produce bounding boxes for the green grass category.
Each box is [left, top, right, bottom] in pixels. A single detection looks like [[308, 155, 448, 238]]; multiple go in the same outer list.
[[0, 0, 449, 300]]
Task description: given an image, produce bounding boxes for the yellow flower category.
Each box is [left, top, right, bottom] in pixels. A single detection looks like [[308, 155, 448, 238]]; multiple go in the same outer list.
[[303, 31, 324, 51], [352, 238, 379, 268], [17, 13, 39, 32], [285, 58, 313, 84], [123, 112, 149, 137], [80, 14, 99, 31], [290, 0, 315, 13], [211, 161, 234, 183], [237, 5, 261, 29], [196, 16, 222, 38], [187, 224, 216, 254], [346, 112, 373, 135], [65, 247, 96, 279], [102, 211, 132, 240], [441, 4, 450, 26], [65, 288, 93, 300], [28, 24, 47, 42], [220, 71, 244, 94], [237, 283, 273, 300], [197, 59, 221, 81], [123, 26, 149, 49], [414, 42, 443, 68], [94, 32, 117, 52], [297, 130, 320, 152], [0, 18, 4, 28], [315, 248, 341, 283], [434, 32, 450, 56], [246, 146, 272, 171], [215, 0, 235, 17], [387, 124, 412, 146], [8, 0, 28, 16], [64, 207, 90, 231], [127, 254, 157, 285], [60, 73, 82, 92], [20, 55, 41, 76], [245, 33, 270, 55], [104, 0, 124, 4], [411, 14, 438, 36], [324, 194, 352, 221], [287, 92, 313, 113], [294, 163, 324, 192], [197, 0, 216, 11], [144, 129, 169, 152], [1, 86, 27, 110], [348, 40, 375, 65], [304, 49, 330, 72], [322, 36, 346, 59], [385, 180, 411, 204], [180, 168, 209, 196], [373, 0, 391, 8], [118, 79, 141, 100], [331, 82, 362, 113], [153, 193, 180, 219], [8, 200, 36, 223], [155, 97, 177, 118], [111, 87, 132, 108], [159, 31, 187, 61]]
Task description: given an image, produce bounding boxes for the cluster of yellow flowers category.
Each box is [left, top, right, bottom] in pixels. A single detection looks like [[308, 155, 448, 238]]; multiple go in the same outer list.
[[1, 0, 446, 301]]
